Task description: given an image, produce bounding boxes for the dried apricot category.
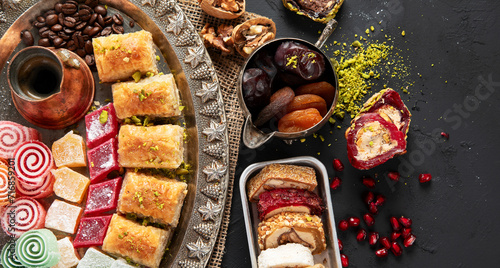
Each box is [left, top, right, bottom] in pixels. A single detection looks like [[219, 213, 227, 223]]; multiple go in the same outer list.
[[295, 81, 335, 106], [254, 87, 295, 126], [278, 108, 323, 133], [286, 94, 328, 116]]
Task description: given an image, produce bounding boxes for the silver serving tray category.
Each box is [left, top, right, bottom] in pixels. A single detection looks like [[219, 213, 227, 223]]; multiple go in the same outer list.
[[239, 156, 342, 268], [0, 1, 229, 267]]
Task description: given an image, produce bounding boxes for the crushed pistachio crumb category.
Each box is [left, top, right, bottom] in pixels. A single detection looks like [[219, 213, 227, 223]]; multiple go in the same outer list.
[[132, 71, 141, 82]]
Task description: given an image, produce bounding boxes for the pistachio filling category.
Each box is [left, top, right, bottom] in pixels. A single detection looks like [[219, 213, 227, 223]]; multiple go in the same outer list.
[[354, 120, 397, 161]]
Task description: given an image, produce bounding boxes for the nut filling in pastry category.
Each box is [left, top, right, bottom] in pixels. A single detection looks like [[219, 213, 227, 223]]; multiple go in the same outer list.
[[232, 18, 276, 58]]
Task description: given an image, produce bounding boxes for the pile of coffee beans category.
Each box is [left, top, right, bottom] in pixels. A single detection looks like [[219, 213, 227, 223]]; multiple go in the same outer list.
[[23, 0, 133, 66]]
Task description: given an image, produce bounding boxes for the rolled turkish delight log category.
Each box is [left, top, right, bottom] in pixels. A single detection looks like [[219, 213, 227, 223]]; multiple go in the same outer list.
[[0, 121, 40, 159], [15, 229, 60, 267], [14, 141, 54, 187], [257, 188, 323, 220], [0, 197, 46, 238]]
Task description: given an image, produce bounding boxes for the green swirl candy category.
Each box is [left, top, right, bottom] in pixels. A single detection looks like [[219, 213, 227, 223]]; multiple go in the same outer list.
[[15, 229, 60, 268], [1, 240, 24, 268]]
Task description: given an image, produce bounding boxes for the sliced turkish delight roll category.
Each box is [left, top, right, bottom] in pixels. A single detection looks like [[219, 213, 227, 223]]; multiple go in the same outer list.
[[102, 214, 170, 268], [117, 124, 184, 169], [257, 212, 326, 255], [247, 163, 317, 202], [93, 30, 158, 83], [257, 188, 323, 220], [117, 170, 187, 227], [112, 74, 181, 119], [0, 121, 40, 159]]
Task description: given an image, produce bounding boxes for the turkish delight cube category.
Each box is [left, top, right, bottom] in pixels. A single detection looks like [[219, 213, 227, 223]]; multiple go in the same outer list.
[[111, 258, 136, 268], [73, 215, 113, 248], [52, 237, 80, 268], [76, 247, 114, 268], [52, 131, 87, 168], [51, 167, 90, 204], [45, 199, 82, 234], [84, 177, 122, 216], [87, 138, 120, 183], [85, 103, 118, 149]]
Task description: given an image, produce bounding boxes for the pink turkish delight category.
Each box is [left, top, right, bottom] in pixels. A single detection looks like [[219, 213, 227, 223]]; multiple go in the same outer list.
[[84, 177, 122, 216], [73, 215, 112, 248], [87, 138, 120, 183], [85, 103, 118, 149]]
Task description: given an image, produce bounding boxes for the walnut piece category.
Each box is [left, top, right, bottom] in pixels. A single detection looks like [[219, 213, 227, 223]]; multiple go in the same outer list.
[[199, 0, 245, 19], [232, 18, 276, 58], [201, 23, 234, 55]]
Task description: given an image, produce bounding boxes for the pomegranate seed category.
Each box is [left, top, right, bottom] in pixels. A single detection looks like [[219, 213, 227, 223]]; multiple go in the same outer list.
[[338, 239, 343, 251], [391, 232, 401, 241], [362, 176, 376, 188], [365, 191, 375, 205], [348, 217, 361, 227], [374, 194, 386, 206], [369, 232, 379, 245], [399, 216, 412, 228], [375, 248, 388, 258], [419, 173, 432, 183], [330, 176, 342, 190], [401, 228, 412, 239], [369, 202, 378, 214], [390, 216, 401, 231], [339, 220, 349, 231], [380, 237, 391, 249], [341, 253, 349, 267], [388, 171, 400, 181], [404, 233, 416, 247], [363, 213, 375, 226], [441, 132, 449, 139], [333, 158, 345, 172], [391, 241, 403, 256], [356, 228, 367, 241]]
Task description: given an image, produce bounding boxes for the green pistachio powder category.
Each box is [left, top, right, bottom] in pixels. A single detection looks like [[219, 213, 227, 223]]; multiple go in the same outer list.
[[326, 28, 413, 126]]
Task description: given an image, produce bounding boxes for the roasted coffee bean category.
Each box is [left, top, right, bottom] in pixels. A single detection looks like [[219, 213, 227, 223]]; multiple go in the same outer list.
[[63, 16, 77, 28], [88, 13, 98, 25], [94, 5, 107, 16], [129, 20, 135, 28], [89, 26, 101, 36], [64, 27, 75, 35], [79, 4, 92, 11], [83, 25, 93, 35], [75, 21, 87, 30], [33, 21, 46, 28], [55, 3, 63, 13], [38, 38, 51, 47], [67, 40, 77, 51], [79, 9, 91, 21], [53, 37, 64, 47], [96, 14, 104, 27], [51, 24, 63, 32], [44, 10, 56, 16], [58, 31, 70, 40], [104, 16, 113, 26], [46, 14, 58, 26], [38, 26, 50, 36], [58, 13, 65, 25], [62, 3, 77, 15], [85, 54, 95, 66], [76, 48, 86, 57], [84, 40, 93, 54], [36, 16, 46, 23], [112, 24, 124, 34], [67, 0, 79, 7], [85, 0, 98, 8], [112, 14, 123, 25], [101, 26, 112, 36], [48, 31, 58, 41], [21, 30, 34, 46], [82, 35, 90, 41]]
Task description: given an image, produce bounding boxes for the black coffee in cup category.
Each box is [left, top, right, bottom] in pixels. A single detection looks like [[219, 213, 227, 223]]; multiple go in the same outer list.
[[17, 56, 62, 99]]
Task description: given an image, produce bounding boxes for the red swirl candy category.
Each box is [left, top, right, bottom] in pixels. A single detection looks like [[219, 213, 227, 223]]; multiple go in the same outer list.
[[0, 163, 11, 206], [16, 172, 54, 199], [14, 141, 54, 186], [0, 121, 40, 159], [0, 197, 46, 238]]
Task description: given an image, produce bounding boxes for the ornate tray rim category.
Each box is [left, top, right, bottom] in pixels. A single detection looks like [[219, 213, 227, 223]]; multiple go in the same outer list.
[[0, 0, 229, 267]]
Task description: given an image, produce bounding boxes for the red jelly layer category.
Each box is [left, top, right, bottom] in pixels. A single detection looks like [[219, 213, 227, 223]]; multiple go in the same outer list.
[[73, 215, 112, 248], [84, 177, 122, 216], [87, 138, 120, 183], [257, 188, 323, 221], [85, 103, 118, 149]]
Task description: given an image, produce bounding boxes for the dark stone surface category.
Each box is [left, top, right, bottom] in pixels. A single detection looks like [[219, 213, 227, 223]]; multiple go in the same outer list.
[[223, 0, 500, 267]]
